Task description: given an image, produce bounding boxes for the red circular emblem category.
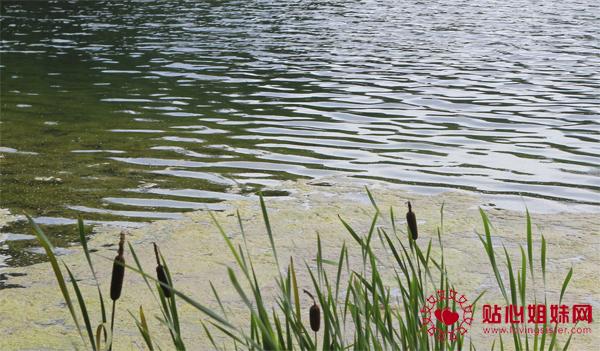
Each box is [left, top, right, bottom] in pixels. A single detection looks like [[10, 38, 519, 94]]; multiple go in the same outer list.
[[421, 289, 474, 341]]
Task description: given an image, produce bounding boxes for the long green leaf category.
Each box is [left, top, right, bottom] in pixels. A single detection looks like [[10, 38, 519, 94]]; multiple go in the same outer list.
[[559, 268, 573, 303], [259, 194, 280, 271], [526, 209, 534, 279], [64, 264, 96, 351], [78, 218, 107, 329], [28, 216, 84, 342]]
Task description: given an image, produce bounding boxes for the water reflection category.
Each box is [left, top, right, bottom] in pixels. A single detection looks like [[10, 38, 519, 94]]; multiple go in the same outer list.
[[0, 0, 599, 267]]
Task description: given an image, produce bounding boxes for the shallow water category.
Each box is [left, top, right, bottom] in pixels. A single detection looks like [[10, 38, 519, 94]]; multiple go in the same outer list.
[[1, 0, 599, 267]]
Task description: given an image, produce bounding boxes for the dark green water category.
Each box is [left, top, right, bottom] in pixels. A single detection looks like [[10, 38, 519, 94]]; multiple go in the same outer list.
[[1, 1, 599, 267]]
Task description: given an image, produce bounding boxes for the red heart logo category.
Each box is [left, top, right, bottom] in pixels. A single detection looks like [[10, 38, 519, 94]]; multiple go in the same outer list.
[[442, 308, 459, 325], [434, 308, 444, 322], [434, 307, 460, 326]]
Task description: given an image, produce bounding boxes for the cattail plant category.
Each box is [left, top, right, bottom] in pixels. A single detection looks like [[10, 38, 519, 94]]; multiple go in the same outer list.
[[30, 191, 577, 351], [406, 201, 418, 240], [154, 243, 172, 298], [109, 232, 126, 349], [303, 289, 321, 344]]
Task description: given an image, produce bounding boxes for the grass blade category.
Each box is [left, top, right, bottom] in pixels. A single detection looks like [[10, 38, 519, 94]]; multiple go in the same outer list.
[[28, 215, 84, 342], [64, 264, 96, 351], [259, 194, 280, 271], [559, 267, 573, 304]]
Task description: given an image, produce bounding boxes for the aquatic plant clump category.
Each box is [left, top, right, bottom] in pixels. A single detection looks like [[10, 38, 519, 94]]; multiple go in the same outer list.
[[29, 190, 577, 350]]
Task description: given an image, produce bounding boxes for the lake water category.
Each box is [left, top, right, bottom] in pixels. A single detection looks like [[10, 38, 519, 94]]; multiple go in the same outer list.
[[1, 0, 599, 267]]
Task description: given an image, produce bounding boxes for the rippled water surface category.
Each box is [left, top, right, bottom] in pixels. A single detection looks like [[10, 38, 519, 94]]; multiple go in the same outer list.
[[1, 0, 599, 266]]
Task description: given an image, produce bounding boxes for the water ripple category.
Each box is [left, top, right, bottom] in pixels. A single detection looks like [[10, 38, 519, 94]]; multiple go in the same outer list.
[[0, 0, 599, 266]]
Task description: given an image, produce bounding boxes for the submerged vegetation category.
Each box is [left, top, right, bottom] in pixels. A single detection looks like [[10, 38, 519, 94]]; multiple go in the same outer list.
[[28, 190, 576, 350]]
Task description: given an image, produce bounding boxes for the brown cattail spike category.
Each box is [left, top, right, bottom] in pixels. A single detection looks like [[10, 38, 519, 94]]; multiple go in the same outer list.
[[406, 201, 418, 240], [154, 243, 172, 298], [303, 289, 321, 332], [110, 232, 126, 301]]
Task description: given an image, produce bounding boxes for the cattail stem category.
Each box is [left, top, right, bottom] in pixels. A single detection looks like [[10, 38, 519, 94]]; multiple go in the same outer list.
[[109, 300, 116, 351], [303, 289, 315, 304]]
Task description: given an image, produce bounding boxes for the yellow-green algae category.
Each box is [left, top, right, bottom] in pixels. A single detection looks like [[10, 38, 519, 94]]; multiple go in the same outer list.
[[0, 178, 598, 350]]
